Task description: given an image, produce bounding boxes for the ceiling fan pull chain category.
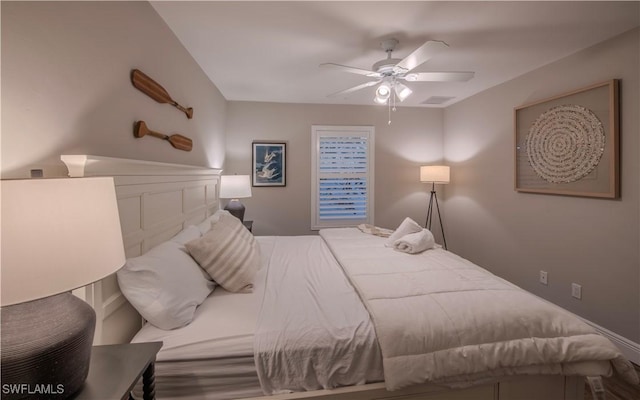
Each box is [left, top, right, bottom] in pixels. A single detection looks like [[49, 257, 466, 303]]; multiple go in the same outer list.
[[388, 98, 392, 125], [392, 90, 397, 112]]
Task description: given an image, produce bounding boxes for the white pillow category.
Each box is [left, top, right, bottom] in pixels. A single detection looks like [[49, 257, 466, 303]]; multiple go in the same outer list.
[[187, 211, 260, 293], [171, 225, 202, 244], [197, 209, 226, 235], [117, 227, 215, 330]]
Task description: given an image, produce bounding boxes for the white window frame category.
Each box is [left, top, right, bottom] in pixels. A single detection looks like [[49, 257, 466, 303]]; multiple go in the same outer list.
[[311, 125, 375, 230]]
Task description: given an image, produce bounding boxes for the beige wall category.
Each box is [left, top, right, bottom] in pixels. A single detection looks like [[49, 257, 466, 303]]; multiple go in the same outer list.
[[225, 102, 443, 236], [1, 1, 227, 179], [443, 28, 640, 341]]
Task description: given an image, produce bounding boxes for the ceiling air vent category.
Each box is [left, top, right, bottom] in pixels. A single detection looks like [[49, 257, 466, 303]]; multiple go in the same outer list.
[[422, 96, 455, 105]]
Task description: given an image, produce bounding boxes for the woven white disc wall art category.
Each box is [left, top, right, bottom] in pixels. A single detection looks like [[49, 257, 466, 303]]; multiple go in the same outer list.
[[525, 104, 605, 183]]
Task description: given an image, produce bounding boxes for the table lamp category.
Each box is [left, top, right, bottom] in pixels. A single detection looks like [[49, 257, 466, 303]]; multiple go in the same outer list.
[[420, 165, 450, 250], [219, 175, 252, 222], [1, 177, 125, 399]]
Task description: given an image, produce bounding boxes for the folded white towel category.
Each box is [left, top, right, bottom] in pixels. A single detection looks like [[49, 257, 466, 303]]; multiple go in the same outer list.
[[385, 217, 423, 247], [393, 229, 435, 254]]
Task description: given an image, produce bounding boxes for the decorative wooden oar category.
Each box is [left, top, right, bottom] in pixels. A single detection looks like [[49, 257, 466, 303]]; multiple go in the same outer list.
[[134, 121, 193, 152], [131, 69, 194, 119]]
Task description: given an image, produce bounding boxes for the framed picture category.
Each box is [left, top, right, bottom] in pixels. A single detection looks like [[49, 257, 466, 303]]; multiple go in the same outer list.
[[514, 79, 619, 198], [252, 142, 286, 187]]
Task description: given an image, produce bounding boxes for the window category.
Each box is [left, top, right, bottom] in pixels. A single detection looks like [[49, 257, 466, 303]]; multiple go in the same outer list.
[[311, 125, 375, 230]]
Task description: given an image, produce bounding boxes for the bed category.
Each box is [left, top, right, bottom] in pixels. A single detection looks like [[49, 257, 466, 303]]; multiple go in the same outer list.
[[62, 155, 638, 400]]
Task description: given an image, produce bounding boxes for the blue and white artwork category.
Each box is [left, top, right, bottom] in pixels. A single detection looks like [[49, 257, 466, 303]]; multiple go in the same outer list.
[[252, 142, 286, 186]]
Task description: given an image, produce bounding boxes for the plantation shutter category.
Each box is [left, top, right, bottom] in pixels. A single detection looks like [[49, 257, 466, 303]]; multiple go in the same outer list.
[[311, 126, 374, 229]]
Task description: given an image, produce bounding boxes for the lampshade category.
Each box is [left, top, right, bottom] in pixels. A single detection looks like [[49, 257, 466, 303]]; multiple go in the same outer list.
[[373, 94, 388, 105], [395, 82, 413, 101], [375, 82, 391, 98], [374, 82, 392, 104], [219, 175, 252, 199], [1, 177, 125, 306], [420, 165, 450, 184]]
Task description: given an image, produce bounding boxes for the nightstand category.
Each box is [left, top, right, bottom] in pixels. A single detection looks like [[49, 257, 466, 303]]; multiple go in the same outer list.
[[243, 220, 253, 233], [73, 341, 162, 400]]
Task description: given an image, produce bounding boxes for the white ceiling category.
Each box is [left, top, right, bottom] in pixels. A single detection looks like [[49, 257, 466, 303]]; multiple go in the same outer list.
[[151, 1, 640, 108]]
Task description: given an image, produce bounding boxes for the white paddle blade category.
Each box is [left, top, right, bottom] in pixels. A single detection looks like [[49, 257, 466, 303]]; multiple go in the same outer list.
[[403, 71, 475, 82], [320, 63, 381, 78], [327, 81, 380, 97], [393, 40, 449, 74]]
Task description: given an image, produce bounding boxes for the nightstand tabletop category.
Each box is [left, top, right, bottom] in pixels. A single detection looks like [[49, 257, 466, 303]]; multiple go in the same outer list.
[[73, 341, 162, 400], [243, 220, 253, 232]]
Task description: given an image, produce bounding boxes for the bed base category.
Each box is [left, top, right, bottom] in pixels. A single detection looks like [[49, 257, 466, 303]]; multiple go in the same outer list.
[[244, 375, 583, 400]]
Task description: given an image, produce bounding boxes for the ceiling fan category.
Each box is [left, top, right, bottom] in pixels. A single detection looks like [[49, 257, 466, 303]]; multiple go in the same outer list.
[[320, 38, 474, 104]]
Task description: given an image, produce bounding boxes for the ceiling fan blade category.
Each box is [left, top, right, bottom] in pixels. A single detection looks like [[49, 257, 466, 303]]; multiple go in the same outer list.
[[320, 63, 381, 78], [403, 71, 475, 82], [393, 40, 449, 73], [327, 81, 380, 97]]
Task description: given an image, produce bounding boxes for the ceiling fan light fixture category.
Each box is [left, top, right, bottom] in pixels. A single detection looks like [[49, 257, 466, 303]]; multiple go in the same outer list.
[[374, 82, 391, 104], [375, 83, 391, 98], [321, 38, 473, 109], [374, 94, 388, 104], [395, 82, 413, 102]]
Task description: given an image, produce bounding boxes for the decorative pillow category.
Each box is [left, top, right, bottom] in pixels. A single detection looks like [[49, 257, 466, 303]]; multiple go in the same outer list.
[[186, 211, 260, 293], [116, 227, 215, 330]]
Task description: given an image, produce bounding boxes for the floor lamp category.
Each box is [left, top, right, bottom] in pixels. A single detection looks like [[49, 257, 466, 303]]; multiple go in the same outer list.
[[420, 165, 450, 250]]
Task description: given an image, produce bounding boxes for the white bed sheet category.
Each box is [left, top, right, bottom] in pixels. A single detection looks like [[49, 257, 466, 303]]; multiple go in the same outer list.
[[130, 236, 277, 400], [254, 235, 383, 394], [131, 280, 260, 361]]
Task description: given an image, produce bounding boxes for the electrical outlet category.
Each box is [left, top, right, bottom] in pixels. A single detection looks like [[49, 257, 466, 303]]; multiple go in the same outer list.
[[572, 283, 582, 299], [539, 270, 548, 285]]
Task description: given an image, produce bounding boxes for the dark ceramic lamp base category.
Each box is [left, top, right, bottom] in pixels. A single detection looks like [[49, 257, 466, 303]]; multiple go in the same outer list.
[[1, 293, 96, 400], [224, 199, 246, 222]]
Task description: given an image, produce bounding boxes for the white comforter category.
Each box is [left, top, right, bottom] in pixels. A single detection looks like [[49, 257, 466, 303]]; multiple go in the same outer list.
[[253, 235, 383, 395], [320, 228, 639, 391]]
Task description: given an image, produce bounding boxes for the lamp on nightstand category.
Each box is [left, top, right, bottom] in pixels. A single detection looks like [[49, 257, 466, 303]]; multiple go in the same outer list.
[[1, 177, 125, 399], [420, 165, 450, 250], [219, 175, 252, 222]]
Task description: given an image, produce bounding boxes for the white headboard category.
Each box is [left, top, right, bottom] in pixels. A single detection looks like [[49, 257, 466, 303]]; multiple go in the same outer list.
[[62, 155, 222, 344]]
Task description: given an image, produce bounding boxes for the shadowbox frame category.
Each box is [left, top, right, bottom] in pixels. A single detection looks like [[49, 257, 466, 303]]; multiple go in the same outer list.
[[514, 79, 619, 199]]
